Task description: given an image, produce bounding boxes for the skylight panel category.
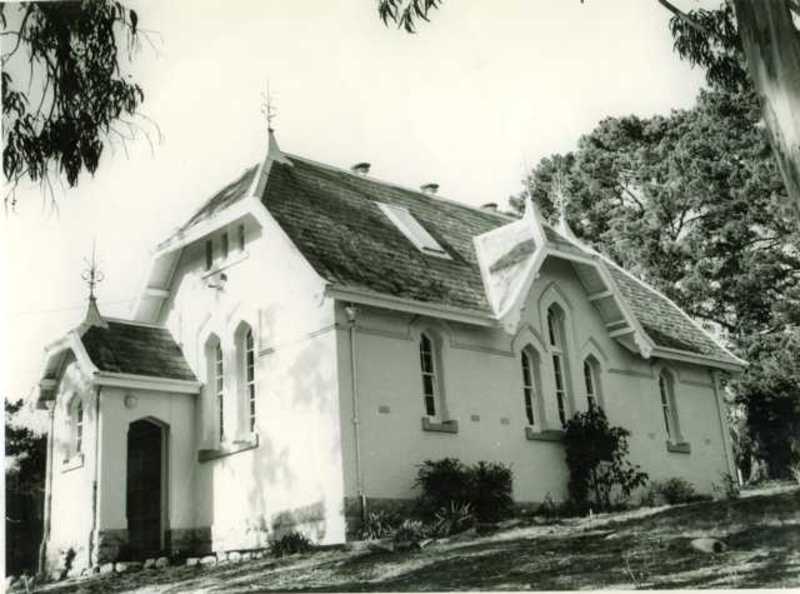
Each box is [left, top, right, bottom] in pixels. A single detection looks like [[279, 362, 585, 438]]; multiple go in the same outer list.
[[378, 203, 451, 259]]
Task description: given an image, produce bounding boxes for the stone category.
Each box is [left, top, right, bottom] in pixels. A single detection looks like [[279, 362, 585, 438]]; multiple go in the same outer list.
[[186, 557, 200, 567], [99, 562, 115, 575], [199, 555, 217, 566], [241, 552, 253, 561], [144, 558, 157, 569], [691, 537, 726, 554], [66, 567, 82, 579], [228, 551, 242, 563], [254, 551, 264, 559], [155, 556, 169, 568], [368, 540, 395, 553]]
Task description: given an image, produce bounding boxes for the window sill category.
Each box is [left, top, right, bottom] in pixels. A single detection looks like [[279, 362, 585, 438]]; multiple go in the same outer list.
[[202, 251, 249, 279], [62, 453, 84, 473], [198, 433, 259, 462], [421, 417, 459, 434], [525, 427, 564, 442], [666, 441, 691, 454]]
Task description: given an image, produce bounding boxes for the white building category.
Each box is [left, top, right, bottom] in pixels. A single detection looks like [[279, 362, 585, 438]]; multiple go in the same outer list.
[[36, 130, 744, 572]]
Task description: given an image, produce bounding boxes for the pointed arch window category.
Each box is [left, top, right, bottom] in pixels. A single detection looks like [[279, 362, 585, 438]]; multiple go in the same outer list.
[[215, 342, 225, 441], [245, 329, 256, 432], [659, 370, 682, 442], [419, 333, 440, 417], [521, 348, 537, 426], [547, 306, 569, 427], [583, 357, 601, 411], [69, 396, 84, 456]]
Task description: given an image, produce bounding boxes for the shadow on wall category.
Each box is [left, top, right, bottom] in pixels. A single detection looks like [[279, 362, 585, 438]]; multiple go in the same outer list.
[[240, 330, 337, 544]]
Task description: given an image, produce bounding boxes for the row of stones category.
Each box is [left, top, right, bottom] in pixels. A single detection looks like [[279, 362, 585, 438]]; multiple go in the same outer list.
[[60, 549, 273, 581]]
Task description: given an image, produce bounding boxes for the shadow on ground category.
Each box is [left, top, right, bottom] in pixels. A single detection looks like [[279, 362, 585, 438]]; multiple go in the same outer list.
[[33, 487, 800, 593]]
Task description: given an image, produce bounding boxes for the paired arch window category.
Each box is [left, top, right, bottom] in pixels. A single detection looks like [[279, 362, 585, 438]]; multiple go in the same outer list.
[[419, 333, 440, 417], [658, 370, 681, 441], [521, 349, 537, 426], [547, 306, 569, 426], [206, 324, 258, 445]]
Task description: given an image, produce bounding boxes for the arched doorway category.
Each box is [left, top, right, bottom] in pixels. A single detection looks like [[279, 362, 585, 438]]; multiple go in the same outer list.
[[127, 418, 167, 559]]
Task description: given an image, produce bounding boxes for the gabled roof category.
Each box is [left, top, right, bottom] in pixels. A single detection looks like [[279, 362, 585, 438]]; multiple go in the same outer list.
[[81, 320, 196, 381], [161, 135, 744, 371], [36, 308, 198, 409]]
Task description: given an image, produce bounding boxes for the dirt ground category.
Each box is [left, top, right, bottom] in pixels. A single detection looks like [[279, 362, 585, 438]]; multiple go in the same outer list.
[[25, 485, 800, 592]]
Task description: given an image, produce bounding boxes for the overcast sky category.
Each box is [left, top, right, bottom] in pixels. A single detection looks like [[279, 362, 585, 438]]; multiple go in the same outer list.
[[1, 0, 711, 405]]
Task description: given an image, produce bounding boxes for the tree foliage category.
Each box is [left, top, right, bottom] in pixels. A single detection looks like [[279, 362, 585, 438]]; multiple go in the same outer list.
[[5, 398, 47, 575], [563, 406, 648, 511], [377, 0, 800, 216], [1, 1, 146, 206], [514, 84, 800, 478]]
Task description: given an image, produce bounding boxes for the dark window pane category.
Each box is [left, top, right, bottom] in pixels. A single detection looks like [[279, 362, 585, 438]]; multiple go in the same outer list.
[[423, 374, 434, 396]]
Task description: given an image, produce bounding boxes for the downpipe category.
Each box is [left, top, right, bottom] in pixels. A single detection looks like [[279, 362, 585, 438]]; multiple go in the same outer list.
[[345, 304, 367, 523], [87, 386, 102, 566], [37, 403, 56, 576]]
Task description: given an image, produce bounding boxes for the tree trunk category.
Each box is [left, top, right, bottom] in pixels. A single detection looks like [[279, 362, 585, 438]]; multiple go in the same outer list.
[[732, 0, 800, 217]]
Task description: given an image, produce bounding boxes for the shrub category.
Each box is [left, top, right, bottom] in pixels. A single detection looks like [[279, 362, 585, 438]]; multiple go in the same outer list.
[[392, 519, 428, 544], [657, 477, 697, 504], [642, 477, 714, 506], [563, 406, 648, 511], [468, 461, 514, 523], [270, 531, 312, 557], [414, 458, 514, 523], [432, 501, 475, 537], [360, 510, 400, 540], [414, 458, 471, 518]]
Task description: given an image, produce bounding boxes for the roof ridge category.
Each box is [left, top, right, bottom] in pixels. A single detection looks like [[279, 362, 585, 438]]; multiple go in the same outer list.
[[102, 316, 167, 329], [285, 153, 517, 223]]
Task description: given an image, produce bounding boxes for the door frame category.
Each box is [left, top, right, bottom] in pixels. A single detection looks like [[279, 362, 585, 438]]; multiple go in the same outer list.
[[126, 416, 170, 554]]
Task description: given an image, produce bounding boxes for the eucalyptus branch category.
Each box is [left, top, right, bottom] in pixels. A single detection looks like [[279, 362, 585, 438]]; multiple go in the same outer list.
[[0, 4, 33, 64], [656, 0, 711, 36]]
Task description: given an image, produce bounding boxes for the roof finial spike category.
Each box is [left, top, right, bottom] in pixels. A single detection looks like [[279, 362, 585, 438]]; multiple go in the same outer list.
[[80, 238, 108, 330], [553, 171, 578, 241], [260, 82, 277, 133]]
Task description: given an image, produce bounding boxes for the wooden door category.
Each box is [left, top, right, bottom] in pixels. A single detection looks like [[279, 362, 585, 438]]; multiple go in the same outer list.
[[127, 419, 163, 559]]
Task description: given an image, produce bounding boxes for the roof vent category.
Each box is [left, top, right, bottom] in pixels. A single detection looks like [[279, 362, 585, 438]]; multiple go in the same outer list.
[[481, 202, 499, 213], [420, 183, 439, 195], [351, 162, 371, 175]]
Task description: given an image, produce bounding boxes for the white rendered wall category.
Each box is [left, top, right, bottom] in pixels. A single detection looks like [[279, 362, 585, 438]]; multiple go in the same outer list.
[[96, 386, 196, 534], [160, 214, 346, 548], [45, 360, 97, 570], [338, 256, 734, 506]]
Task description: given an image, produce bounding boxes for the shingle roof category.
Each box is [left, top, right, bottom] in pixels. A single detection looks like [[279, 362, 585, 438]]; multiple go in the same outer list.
[[81, 321, 196, 381], [262, 156, 507, 311], [175, 150, 740, 367]]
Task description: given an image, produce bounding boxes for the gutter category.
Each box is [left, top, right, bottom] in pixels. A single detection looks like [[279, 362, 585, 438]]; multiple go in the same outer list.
[[87, 386, 102, 566], [345, 304, 366, 523], [37, 404, 56, 575]]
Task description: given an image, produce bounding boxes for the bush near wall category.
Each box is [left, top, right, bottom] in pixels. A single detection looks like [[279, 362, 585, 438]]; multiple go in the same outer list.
[[413, 458, 514, 524], [563, 406, 648, 512]]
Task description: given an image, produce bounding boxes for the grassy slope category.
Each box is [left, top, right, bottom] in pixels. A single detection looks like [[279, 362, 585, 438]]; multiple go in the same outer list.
[[32, 486, 800, 593]]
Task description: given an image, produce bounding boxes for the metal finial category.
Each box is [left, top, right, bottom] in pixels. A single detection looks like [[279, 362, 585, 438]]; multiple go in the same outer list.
[[260, 83, 277, 132], [553, 170, 567, 221], [81, 239, 105, 301]]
